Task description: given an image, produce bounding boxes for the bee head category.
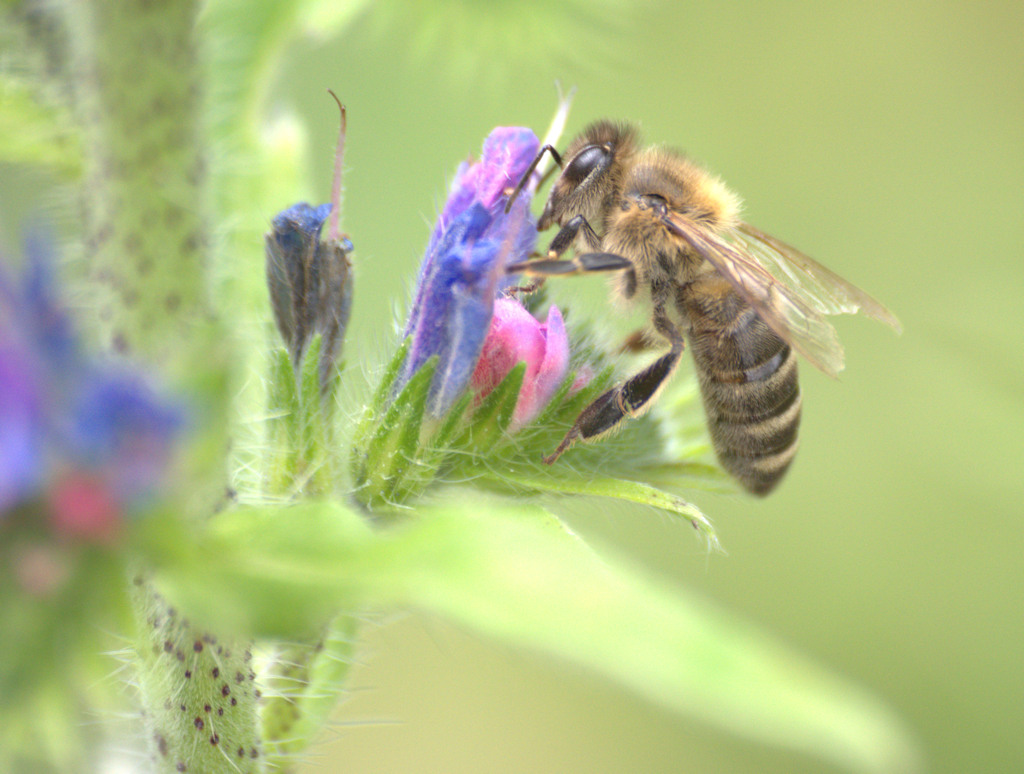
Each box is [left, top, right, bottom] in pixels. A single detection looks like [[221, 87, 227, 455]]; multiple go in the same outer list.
[[539, 121, 638, 231]]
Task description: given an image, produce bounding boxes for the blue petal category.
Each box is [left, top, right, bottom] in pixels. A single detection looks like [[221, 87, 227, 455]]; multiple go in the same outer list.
[[396, 127, 541, 417], [0, 231, 185, 517], [0, 349, 43, 513], [268, 202, 333, 256]]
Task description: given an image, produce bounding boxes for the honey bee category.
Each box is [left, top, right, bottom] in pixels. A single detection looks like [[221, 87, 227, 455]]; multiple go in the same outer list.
[[506, 121, 900, 495]]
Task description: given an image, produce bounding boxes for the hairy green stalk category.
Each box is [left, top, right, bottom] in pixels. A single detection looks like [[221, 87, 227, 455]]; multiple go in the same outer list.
[[131, 579, 262, 774], [57, 3, 244, 771]]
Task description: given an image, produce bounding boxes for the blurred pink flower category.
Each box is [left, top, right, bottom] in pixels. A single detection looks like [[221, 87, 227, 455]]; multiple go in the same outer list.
[[471, 297, 572, 431], [49, 473, 122, 545]]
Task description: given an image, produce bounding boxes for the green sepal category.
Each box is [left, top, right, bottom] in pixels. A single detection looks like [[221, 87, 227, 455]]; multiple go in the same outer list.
[[416, 390, 474, 478], [264, 335, 340, 497], [351, 354, 440, 508], [455, 361, 526, 452], [350, 336, 410, 459], [537, 364, 615, 429], [389, 355, 438, 499]]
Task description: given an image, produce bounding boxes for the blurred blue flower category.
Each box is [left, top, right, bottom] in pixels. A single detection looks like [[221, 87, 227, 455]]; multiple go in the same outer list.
[[399, 126, 540, 416], [0, 343, 42, 511], [0, 232, 182, 537]]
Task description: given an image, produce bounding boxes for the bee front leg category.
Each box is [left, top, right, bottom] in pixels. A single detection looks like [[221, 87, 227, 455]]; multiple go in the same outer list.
[[545, 299, 684, 464], [508, 251, 634, 277], [508, 215, 640, 288], [545, 214, 603, 256]]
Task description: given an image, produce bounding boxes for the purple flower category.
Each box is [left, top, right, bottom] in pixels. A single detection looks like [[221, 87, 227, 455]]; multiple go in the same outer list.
[[399, 127, 540, 416], [0, 233, 182, 539], [471, 298, 572, 431], [0, 344, 42, 511]]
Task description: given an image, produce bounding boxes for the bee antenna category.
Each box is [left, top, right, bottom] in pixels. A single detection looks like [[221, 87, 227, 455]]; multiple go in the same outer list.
[[327, 89, 347, 242], [504, 144, 563, 214]]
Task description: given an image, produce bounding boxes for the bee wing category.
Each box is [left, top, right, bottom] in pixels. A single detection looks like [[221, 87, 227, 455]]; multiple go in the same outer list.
[[662, 213, 895, 378], [735, 223, 902, 332]]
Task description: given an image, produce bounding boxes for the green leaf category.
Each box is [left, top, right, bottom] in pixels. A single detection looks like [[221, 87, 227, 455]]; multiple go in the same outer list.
[[472, 469, 721, 550], [145, 501, 919, 773], [455, 361, 526, 452]]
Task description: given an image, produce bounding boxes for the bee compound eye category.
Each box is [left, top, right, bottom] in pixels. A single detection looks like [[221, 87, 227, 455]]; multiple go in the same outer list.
[[563, 145, 608, 184]]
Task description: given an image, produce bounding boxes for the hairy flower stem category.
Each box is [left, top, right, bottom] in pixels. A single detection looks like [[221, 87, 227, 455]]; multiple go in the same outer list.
[[59, 3, 242, 770], [131, 579, 262, 774], [61, 0, 229, 495], [260, 342, 358, 769], [64, 1, 207, 357]]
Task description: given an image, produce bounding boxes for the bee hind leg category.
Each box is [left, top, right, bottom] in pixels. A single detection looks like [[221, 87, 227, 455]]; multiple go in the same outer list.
[[545, 301, 683, 463]]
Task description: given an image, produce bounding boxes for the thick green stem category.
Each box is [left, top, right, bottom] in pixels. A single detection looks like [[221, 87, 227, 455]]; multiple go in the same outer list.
[[132, 579, 262, 774], [62, 0, 230, 501], [60, 3, 246, 771], [67, 0, 209, 362]]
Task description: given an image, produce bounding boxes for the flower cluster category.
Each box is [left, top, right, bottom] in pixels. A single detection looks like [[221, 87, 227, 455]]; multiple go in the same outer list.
[[398, 126, 552, 417], [352, 123, 587, 507], [0, 233, 182, 543]]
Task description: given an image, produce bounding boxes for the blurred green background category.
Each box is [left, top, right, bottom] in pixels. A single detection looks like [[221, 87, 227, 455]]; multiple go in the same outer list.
[[5, 0, 1023, 772]]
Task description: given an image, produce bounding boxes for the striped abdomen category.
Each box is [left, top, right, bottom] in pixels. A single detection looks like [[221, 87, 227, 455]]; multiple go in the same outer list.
[[679, 276, 802, 495]]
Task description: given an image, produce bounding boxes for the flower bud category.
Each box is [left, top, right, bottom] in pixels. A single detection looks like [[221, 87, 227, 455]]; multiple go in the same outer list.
[[471, 298, 570, 431]]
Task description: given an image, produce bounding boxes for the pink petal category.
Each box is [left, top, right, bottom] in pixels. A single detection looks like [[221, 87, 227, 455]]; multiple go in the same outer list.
[[471, 298, 572, 433], [512, 305, 569, 430], [471, 298, 542, 398]]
